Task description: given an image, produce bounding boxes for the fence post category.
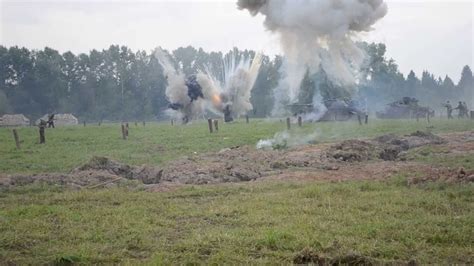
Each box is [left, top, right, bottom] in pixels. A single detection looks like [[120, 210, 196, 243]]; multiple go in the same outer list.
[[12, 129, 20, 149], [121, 124, 127, 140], [286, 117, 291, 130], [208, 118, 214, 133], [39, 126, 46, 144]]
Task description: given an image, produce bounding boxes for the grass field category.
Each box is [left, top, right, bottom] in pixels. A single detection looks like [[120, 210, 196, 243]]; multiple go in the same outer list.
[[0, 118, 473, 264], [0, 118, 473, 174]]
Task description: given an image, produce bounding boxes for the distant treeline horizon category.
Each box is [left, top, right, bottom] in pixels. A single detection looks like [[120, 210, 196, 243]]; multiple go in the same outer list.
[[0, 44, 472, 121]]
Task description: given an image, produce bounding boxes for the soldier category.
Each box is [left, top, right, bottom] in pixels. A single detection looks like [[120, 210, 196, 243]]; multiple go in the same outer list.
[[454, 101, 464, 119], [47, 114, 55, 128], [462, 102, 469, 118], [444, 101, 453, 119]]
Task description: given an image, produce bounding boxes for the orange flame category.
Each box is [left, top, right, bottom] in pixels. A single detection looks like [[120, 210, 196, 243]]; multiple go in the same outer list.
[[212, 93, 222, 106]]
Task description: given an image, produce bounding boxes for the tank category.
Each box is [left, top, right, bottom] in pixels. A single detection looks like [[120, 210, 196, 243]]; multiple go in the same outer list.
[[376, 97, 431, 119], [287, 99, 365, 122]]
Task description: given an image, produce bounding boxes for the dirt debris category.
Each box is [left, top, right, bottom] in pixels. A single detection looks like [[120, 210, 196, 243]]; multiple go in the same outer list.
[[1, 131, 472, 190]]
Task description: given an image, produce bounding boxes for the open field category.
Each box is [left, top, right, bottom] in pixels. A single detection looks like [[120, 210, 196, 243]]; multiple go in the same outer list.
[[0, 118, 473, 264], [0, 118, 473, 174]]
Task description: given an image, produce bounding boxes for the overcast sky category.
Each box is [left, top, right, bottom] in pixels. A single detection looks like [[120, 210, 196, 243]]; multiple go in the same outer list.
[[1, 0, 472, 81]]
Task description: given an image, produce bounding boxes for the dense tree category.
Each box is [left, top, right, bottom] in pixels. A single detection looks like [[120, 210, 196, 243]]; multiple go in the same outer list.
[[0, 44, 470, 120]]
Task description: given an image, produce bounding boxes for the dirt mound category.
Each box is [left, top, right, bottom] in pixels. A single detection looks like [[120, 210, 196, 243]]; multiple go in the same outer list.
[[409, 167, 474, 184], [1, 131, 463, 190], [293, 248, 377, 265], [327, 131, 447, 162], [328, 140, 379, 162]]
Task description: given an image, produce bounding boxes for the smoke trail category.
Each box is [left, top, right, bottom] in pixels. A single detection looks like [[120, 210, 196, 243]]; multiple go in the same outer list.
[[237, 0, 387, 113]]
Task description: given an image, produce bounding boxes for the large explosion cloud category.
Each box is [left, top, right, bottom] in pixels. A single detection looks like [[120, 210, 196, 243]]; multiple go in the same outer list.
[[237, 0, 388, 114]]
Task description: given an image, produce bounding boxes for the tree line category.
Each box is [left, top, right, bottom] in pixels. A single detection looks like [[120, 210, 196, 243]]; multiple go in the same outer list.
[[0, 44, 472, 121]]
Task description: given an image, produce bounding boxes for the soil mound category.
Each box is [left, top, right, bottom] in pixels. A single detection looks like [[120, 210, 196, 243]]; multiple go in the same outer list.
[[327, 131, 447, 162], [2, 131, 464, 190], [409, 167, 474, 184], [328, 140, 378, 162]]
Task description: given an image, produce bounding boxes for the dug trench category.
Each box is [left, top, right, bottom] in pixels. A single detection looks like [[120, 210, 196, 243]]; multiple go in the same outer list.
[[1, 131, 473, 190]]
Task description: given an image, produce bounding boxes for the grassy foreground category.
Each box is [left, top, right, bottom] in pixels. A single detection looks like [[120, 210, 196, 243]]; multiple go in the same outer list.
[[0, 179, 472, 264], [0, 118, 473, 264], [0, 118, 473, 174]]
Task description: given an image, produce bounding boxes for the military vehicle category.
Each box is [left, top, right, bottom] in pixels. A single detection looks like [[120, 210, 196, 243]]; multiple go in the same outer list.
[[376, 97, 433, 119], [288, 99, 366, 122]]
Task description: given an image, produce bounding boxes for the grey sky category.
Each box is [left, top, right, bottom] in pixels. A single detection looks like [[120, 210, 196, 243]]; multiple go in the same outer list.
[[1, 0, 472, 81]]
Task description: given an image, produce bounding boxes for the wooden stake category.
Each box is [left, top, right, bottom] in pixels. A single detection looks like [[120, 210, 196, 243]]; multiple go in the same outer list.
[[286, 117, 291, 130], [298, 116, 302, 127], [208, 118, 214, 133], [214, 119, 219, 132], [39, 126, 45, 144], [121, 124, 127, 140], [12, 129, 20, 149]]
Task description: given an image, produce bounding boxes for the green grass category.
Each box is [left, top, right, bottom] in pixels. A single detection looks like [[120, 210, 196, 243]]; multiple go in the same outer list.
[[1, 118, 473, 264], [0, 179, 472, 264], [1, 118, 473, 174]]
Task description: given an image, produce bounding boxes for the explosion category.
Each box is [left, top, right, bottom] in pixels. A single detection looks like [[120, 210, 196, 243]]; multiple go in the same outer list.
[[237, 0, 388, 115], [155, 48, 263, 123]]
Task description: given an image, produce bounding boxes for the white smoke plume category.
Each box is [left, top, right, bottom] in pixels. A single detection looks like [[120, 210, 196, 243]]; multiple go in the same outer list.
[[155, 48, 263, 123], [155, 48, 205, 122], [237, 0, 388, 114], [219, 53, 263, 118]]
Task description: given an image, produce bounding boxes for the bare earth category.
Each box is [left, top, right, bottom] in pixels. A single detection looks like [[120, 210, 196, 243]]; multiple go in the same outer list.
[[1, 131, 473, 190]]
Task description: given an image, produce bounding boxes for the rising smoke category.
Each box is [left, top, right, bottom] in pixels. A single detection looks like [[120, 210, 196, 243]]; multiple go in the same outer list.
[[155, 48, 263, 123], [237, 0, 388, 115]]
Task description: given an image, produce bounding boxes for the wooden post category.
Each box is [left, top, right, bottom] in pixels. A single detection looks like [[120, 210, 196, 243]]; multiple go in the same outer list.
[[365, 114, 369, 125], [298, 116, 302, 127], [246, 115, 249, 124], [207, 118, 213, 133], [39, 126, 45, 144], [213, 119, 219, 132], [286, 117, 291, 130], [357, 115, 362, 125], [12, 129, 20, 149], [121, 124, 127, 140]]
